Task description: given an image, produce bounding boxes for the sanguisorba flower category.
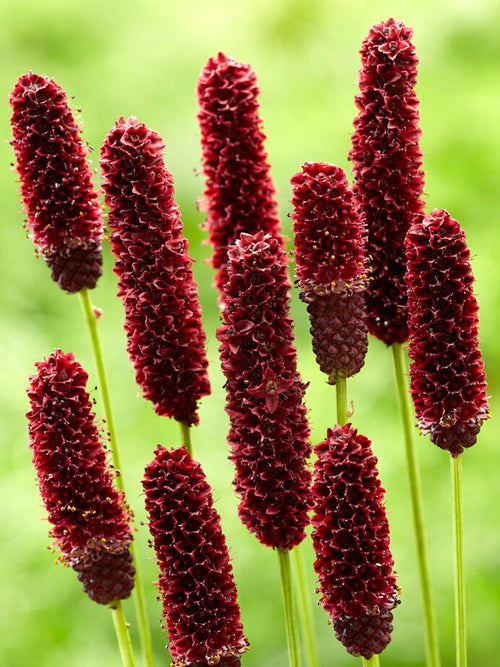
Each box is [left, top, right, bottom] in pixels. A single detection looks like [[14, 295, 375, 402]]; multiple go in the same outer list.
[[405, 209, 489, 456], [291, 162, 368, 383], [311, 424, 400, 659], [9, 72, 103, 293], [26, 350, 135, 605], [217, 232, 312, 550], [143, 445, 248, 667], [100, 116, 210, 426], [197, 52, 283, 303], [349, 18, 425, 346]]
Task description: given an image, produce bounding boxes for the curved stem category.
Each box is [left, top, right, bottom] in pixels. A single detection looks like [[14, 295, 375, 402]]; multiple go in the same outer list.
[[451, 455, 466, 667], [292, 545, 319, 667], [391, 343, 441, 667], [179, 421, 193, 457], [278, 548, 302, 667], [335, 374, 348, 426], [110, 600, 136, 667], [79, 288, 155, 667]]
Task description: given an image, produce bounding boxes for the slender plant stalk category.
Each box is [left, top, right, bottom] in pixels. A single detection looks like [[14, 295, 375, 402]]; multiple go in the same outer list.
[[335, 374, 348, 426], [292, 545, 319, 667], [391, 342, 441, 667], [179, 421, 193, 457], [110, 601, 137, 667], [79, 288, 155, 667], [451, 455, 466, 667], [362, 655, 381, 667], [278, 548, 302, 667]]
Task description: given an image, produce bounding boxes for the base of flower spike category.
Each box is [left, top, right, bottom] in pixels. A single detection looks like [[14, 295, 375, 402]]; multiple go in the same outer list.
[[44, 238, 103, 293], [333, 607, 397, 659]]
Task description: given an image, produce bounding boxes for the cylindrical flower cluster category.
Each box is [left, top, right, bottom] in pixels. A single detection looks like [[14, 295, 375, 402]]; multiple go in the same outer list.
[[26, 350, 135, 605], [100, 116, 210, 426], [217, 232, 312, 550], [197, 52, 283, 303], [405, 209, 489, 456], [349, 18, 425, 345], [291, 162, 368, 383], [143, 445, 248, 667], [9, 72, 103, 293], [311, 424, 400, 658]]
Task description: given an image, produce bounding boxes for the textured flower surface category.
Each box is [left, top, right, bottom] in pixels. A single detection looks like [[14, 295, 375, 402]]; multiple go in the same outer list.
[[291, 162, 368, 383], [100, 116, 210, 426], [9, 72, 103, 293], [311, 424, 399, 658], [405, 209, 489, 456], [26, 350, 134, 605], [217, 232, 312, 549], [143, 445, 248, 667], [197, 52, 283, 303], [349, 18, 425, 345]]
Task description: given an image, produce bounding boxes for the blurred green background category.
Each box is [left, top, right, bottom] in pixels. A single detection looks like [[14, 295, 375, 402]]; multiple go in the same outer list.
[[1, 0, 499, 665]]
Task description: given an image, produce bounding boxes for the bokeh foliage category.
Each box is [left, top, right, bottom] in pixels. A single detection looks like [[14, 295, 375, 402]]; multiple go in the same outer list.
[[1, 1, 499, 665]]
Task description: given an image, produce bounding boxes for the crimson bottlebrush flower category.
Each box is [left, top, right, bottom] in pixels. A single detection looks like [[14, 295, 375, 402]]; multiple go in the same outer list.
[[349, 18, 425, 345], [311, 424, 400, 658], [405, 209, 489, 456], [26, 350, 135, 605], [217, 232, 312, 550], [197, 52, 284, 303], [9, 72, 103, 293], [291, 162, 368, 383], [100, 116, 210, 426], [143, 445, 248, 667]]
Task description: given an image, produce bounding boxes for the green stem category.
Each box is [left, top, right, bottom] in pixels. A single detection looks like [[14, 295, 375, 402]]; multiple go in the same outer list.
[[361, 655, 381, 667], [292, 545, 319, 667], [179, 421, 193, 457], [110, 600, 136, 667], [451, 455, 466, 667], [79, 288, 155, 667], [391, 343, 441, 667], [277, 548, 302, 667], [335, 373, 348, 426]]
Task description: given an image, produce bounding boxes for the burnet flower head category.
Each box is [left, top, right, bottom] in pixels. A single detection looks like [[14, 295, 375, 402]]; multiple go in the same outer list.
[[26, 350, 135, 605], [100, 116, 210, 426], [291, 162, 368, 383], [349, 18, 425, 345], [143, 445, 248, 666], [311, 424, 400, 658], [405, 209, 489, 456], [217, 232, 313, 550], [197, 52, 283, 304], [10, 72, 104, 293]]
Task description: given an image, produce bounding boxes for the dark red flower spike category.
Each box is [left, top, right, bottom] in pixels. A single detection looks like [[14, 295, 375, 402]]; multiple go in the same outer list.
[[9, 73, 103, 293], [100, 116, 210, 426], [311, 424, 400, 658], [197, 52, 284, 304], [349, 18, 425, 345], [291, 162, 368, 383], [26, 350, 135, 605], [143, 445, 248, 667], [217, 232, 312, 550], [405, 209, 489, 456]]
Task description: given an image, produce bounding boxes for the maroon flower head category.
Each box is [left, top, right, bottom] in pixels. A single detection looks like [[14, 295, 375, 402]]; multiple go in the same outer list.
[[100, 117, 210, 426], [197, 52, 284, 303], [26, 350, 135, 605], [291, 163, 368, 383], [143, 445, 248, 667], [311, 424, 400, 658], [9, 72, 103, 293], [405, 209, 489, 456], [349, 18, 425, 345], [217, 232, 312, 550]]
